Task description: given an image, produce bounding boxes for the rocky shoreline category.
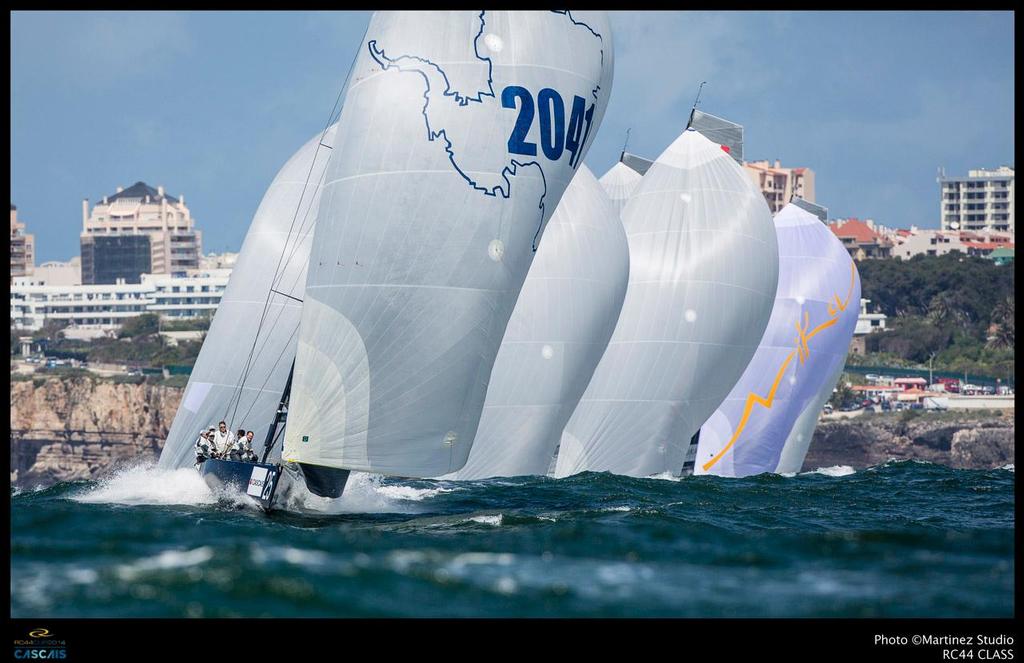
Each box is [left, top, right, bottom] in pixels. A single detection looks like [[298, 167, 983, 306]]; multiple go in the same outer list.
[[804, 411, 1014, 471], [10, 377, 180, 489], [9, 378, 1016, 488]]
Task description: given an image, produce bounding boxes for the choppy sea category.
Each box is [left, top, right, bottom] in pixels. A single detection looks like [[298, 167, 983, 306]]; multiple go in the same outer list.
[[10, 460, 1014, 617]]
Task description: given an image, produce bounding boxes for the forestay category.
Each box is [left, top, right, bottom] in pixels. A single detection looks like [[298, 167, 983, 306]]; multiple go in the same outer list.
[[555, 128, 779, 478], [158, 126, 337, 469], [283, 11, 613, 477], [454, 164, 629, 479], [695, 202, 861, 477]]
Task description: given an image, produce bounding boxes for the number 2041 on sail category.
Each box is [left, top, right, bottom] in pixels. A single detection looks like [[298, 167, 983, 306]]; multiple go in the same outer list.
[[502, 86, 595, 169]]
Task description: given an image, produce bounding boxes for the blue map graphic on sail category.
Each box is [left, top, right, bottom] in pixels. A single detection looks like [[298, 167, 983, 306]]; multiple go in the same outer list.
[[367, 10, 604, 247]]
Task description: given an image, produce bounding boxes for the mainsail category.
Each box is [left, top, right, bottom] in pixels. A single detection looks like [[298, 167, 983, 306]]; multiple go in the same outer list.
[[688, 109, 743, 164], [695, 202, 860, 477], [454, 164, 629, 479], [282, 11, 613, 477], [555, 128, 779, 478], [158, 125, 337, 470]]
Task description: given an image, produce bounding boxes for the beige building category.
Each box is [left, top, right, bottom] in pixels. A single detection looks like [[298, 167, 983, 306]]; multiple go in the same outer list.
[[938, 166, 1014, 233], [28, 257, 82, 286], [81, 181, 202, 283], [891, 227, 1014, 261], [10, 205, 35, 281], [743, 160, 816, 215], [198, 251, 239, 270]]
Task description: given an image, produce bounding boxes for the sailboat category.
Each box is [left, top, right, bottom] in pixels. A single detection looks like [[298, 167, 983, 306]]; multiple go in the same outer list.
[[452, 164, 628, 480], [694, 200, 861, 477], [164, 11, 612, 509], [554, 126, 779, 478], [157, 125, 338, 508]]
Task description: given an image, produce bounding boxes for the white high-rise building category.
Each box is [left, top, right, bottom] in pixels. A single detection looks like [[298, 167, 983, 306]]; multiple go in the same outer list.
[[938, 166, 1014, 233]]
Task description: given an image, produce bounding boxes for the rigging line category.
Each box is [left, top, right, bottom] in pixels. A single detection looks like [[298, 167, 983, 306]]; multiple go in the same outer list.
[[268, 164, 332, 294], [686, 80, 706, 130], [270, 289, 303, 304], [227, 122, 336, 425], [236, 323, 300, 427], [226, 21, 369, 425], [237, 173, 329, 387]]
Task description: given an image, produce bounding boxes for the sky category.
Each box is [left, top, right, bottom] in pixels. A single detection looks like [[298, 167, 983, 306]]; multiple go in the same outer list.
[[11, 11, 1015, 263]]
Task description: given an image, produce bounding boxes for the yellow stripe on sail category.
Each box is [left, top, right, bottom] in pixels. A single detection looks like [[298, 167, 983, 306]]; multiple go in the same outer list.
[[701, 262, 857, 472]]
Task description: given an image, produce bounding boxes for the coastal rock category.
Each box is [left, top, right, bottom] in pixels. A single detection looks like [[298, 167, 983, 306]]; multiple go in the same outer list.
[[803, 414, 1014, 471], [10, 378, 182, 488], [949, 428, 1015, 468]]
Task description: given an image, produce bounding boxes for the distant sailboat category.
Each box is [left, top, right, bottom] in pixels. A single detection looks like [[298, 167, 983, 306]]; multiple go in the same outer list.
[[695, 201, 860, 477], [277, 11, 613, 494], [453, 164, 628, 480], [158, 125, 337, 484], [555, 127, 779, 478]]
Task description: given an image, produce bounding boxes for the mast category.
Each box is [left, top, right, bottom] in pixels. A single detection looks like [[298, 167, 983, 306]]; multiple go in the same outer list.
[[261, 360, 295, 464], [686, 81, 706, 130]]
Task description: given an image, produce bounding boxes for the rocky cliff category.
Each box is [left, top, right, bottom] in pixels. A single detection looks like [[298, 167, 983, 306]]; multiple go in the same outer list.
[[10, 378, 182, 488], [803, 413, 1014, 471]]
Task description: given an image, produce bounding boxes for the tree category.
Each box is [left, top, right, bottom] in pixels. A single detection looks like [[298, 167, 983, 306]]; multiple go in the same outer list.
[[117, 314, 160, 339], [987, 296, 1015, 350]]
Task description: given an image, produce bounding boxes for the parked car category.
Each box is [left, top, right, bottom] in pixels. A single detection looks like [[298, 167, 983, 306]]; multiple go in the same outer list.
[[822, 404, 834, 414]]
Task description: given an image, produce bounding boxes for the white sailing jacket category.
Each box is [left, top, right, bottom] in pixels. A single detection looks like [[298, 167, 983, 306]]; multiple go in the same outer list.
[[213, 430, 235, 455]]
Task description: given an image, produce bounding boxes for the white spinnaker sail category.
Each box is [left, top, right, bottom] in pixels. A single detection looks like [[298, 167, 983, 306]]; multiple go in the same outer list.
[[695, 202, 860, 477], [283, 11, 613, 477], [453, 164, 628, 479], [555, 129, 779, 478], [599, 161, 642, 215], [158, 126, 337, 469]]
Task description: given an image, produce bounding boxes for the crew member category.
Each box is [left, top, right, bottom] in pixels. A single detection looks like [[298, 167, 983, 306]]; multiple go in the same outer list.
[[194, 430, 212, 467], [212, 421, 235, 459], [241, 430, 259, 462], [206, 426, 220, 457]]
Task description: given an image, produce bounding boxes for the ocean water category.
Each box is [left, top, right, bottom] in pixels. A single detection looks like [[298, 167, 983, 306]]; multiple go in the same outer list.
[[10, 460, 1014, 618]]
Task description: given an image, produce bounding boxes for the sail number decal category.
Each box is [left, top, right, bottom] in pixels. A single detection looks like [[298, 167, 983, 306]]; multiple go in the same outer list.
[[501, 86, 594, 169]]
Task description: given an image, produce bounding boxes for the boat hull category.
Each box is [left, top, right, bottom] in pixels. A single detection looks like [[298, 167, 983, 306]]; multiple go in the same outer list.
[[198, 459, 281, 511]]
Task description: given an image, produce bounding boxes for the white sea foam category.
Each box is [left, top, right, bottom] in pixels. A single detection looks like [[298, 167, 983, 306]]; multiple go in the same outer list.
[[803, 465, 856, 477], [647, 472, 682, 482], [115, 546, 214, 581], [450, 552, 516, 566], [376, 483, 454, 501], [999, 464, 1014, 472], [73, 461, 217, 506], [284, 471, 459, 515], [251, 545, 330, 567], [600, 505, 632, 512], [468, 514, 504, 526]]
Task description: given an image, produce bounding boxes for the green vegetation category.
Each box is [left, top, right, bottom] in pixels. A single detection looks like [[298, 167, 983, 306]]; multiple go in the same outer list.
[[160, 314, 212, 332], [828, 373, 857, 408], [855, 253, 1014, 381], [23, 313, 204, 369], [117, 313, 160, 339]]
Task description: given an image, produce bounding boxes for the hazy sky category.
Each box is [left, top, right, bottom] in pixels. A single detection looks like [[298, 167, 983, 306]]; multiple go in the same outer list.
[[11, 11, 1015, 263]]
